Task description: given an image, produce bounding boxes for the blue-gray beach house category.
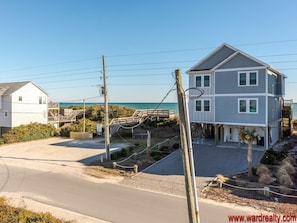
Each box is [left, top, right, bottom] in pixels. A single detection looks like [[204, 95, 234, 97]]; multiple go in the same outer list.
[[187, 43, 286, 150]]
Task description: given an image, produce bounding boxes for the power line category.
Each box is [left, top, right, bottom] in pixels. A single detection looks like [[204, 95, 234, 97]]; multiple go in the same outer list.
[[1, 39, 297, 76], [105, 39, 297, 58], [0, 57, 100, 73]]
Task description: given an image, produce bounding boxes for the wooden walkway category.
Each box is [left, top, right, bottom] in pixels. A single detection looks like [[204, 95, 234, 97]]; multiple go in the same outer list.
[[48, 104, 175, 134], [110, 109, 175, 136]]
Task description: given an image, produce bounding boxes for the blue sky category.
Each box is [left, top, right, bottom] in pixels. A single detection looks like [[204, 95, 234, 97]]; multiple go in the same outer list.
[[1, 0, 297, 103]]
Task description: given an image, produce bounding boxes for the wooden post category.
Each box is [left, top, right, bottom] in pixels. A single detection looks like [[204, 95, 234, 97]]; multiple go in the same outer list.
[[214, 124, 219, 145], [102, 55, 110, 160], [175, 69, 198, 223]]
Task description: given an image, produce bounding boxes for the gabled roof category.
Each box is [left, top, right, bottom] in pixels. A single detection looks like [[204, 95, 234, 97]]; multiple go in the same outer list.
[[187, 43, 285, 77], [0, 81, 48, 96]]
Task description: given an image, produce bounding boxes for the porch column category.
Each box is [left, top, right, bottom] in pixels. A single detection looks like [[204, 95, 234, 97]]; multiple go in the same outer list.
[[214, 124, 219, 146], [265, 126, 269, 150], [220, 125, 224, 144]]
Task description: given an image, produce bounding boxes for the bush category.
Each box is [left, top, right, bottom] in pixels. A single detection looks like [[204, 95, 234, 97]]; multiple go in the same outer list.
[[276, 166, 294, 188], [278, 173, 293, 188], [128, 146, 135, 154], [160, 146, 170, 153], [59, 118, 98, 137], [2, 123, 56, 144], [172, 143, 180, 149], [256, 164, 272, 176], [258, 174, 275, 184], [111, 151, 121, 160], [281, 156, 296, 166], [150, 151, 161, 161], [280, 161, 296, 175], [260, 149, 277, 165], [120, 148, 127, 157]]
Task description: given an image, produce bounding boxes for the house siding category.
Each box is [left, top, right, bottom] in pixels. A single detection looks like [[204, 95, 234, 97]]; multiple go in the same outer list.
[[1, 95, 12, 127], [267, 96, 282, 123], [215, 96, 266, 125], [11, 83, 47, 127], [0, 82, 48, 133], [215, 69, 266, 94], [189, 96, 215, 123]]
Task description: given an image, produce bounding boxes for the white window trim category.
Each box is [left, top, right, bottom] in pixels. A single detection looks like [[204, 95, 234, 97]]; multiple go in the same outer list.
[[195, 74, 211, 88], [238, 98, 258, 114], [195, 99, 211, 112], [238, 71, 258, 87]]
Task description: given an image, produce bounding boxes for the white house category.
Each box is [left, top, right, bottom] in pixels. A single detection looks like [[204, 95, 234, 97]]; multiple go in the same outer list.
[[0, 81, 48, 135]]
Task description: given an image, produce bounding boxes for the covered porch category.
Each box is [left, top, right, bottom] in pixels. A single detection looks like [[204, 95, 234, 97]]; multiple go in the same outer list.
[[191, 123, 271, 150]]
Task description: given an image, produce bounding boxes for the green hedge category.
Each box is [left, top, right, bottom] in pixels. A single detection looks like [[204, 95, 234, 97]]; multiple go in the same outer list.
[[60, 118, 98, 137], [2, 123, 56, 144]]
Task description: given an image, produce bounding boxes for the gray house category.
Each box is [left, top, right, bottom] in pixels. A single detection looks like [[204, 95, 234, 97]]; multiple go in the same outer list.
[[187, 43, 286, 149]]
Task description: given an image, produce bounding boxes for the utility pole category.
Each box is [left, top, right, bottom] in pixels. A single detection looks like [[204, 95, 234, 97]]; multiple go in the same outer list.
[[102, 55, 110, 160], [175, 69, 198, 223], [83, 99, 86, 133]]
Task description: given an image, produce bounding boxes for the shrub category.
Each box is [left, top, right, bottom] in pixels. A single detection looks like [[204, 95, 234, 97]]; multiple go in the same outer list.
[[281, 161, 296, 175], [111, 151, 121, 160], [120, 148, 127, 157], [2, 123, 56, 144], [278, 173, 293, 188], [258, 174, 275, 184], [281, 156, 296, 166], [172, 143, 180, 149], [260, 149, 277, 165], [256, 164, 272, 176], [128, 146, 135, 154], [150, 151, 162, 161], [160, 146, 170, 153], [256, 164, 275, 184], [276, 166, 294, 188]]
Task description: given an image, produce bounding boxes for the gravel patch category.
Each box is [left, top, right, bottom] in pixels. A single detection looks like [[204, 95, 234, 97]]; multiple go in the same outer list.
[[120, 173, 212, 197]]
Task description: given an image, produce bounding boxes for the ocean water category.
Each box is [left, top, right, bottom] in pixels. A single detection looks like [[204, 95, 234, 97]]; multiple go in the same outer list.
[[60, 102, 297, 118], [60, 102, 179, 114]]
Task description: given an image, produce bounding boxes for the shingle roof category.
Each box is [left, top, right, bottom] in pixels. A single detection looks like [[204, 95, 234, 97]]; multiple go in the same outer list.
[[186, 43, 285, 77], [0, 81, 47, 96]]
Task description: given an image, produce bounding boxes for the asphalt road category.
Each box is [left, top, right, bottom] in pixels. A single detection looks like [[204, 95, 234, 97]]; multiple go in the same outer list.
[[0, 165, 255, 223], [0, 138, 264, 223]]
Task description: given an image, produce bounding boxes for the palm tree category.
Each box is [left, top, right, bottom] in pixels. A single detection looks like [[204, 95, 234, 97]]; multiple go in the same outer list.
[[238, 128, 260, 177]]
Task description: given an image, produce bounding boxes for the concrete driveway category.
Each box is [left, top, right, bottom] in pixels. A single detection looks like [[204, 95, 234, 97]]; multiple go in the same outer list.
[[0, 137, 127, 172], [143, 144, 265, 177]]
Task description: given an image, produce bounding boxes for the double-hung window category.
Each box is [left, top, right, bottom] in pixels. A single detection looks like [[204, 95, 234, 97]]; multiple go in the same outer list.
[[238, 98, 258, 113], [238, 71, 258, 86], [196, 99, 210, 112], [195, 75, 210, 87]]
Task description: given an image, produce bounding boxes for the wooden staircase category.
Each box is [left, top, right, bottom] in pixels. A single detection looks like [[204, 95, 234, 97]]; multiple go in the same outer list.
[[282, 99, 293, 137]]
